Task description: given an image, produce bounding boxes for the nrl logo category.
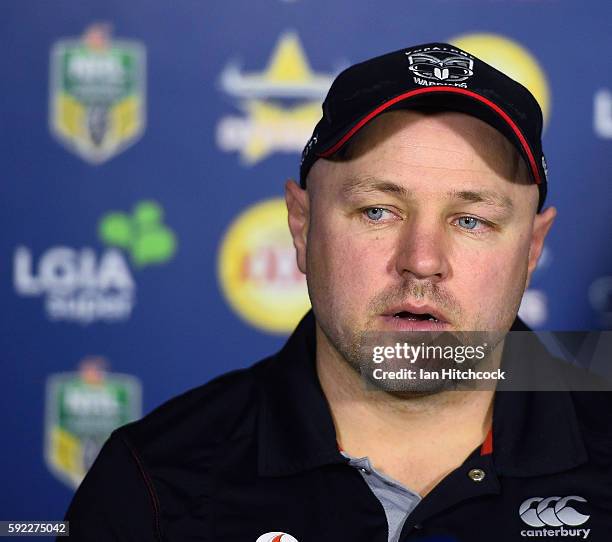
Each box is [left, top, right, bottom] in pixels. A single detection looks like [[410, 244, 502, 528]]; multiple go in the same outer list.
[[406, 50, 474, 84], [45, 357, 142, 488], [49, 23, 146, 164]]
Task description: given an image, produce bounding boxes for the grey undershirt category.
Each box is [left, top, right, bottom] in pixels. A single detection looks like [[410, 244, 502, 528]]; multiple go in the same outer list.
[[341, 451, 422, 542]]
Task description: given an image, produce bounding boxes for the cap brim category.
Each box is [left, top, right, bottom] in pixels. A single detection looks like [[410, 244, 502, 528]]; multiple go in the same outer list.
[[315, 86, 545, 209]]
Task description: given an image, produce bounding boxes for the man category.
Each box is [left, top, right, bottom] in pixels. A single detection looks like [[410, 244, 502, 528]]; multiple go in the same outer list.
[[64, 43, 612, 541]]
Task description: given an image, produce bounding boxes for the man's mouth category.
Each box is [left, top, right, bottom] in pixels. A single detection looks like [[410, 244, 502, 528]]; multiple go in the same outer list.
[[384, 303, 448, 323], [379, 304, 450, 330], [392, 311, 441, 323]]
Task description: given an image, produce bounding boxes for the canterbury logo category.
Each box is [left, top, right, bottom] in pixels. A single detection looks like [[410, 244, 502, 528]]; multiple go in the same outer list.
[[256, 533, 298, 542], [519, 496, 590, 527]]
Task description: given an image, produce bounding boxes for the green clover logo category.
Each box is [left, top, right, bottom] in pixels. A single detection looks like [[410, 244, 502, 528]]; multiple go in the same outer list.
[[98, 200, 177, 267]]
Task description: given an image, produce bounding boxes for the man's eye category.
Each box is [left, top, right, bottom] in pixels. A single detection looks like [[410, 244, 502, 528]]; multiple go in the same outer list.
[[364, 207, 390, 221], [455, 216, 486, 230]]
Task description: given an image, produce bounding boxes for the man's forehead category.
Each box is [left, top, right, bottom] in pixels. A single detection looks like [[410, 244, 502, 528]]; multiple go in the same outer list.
[[345, 110, 517, 156]]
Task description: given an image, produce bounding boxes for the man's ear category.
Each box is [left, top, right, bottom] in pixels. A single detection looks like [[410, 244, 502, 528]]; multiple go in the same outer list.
[[285, 179, 310, 274], [525, 206, 557, 288]]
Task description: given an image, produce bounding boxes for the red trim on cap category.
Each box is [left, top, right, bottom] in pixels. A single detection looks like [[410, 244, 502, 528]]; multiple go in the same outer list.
[[480, 426, 494, 456], [318, 86, 541, 185]]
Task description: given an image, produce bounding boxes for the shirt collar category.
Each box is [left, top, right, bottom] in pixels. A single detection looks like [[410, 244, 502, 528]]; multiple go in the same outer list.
[[256, 310, 587, 478]]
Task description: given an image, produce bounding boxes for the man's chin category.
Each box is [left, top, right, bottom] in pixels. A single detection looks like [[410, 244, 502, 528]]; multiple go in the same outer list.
[[385, 387, 451, 400], [361, 370, 456, 396]]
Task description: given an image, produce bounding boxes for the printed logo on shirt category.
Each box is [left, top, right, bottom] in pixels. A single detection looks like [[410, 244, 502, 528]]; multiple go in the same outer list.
[[519, 496, 591, 539], [256, 533, 298, 542], [44, 357, 142, 489]]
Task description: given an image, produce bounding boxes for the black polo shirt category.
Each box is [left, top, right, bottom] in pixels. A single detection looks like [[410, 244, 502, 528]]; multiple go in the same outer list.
[[64, 310, 612, 541]]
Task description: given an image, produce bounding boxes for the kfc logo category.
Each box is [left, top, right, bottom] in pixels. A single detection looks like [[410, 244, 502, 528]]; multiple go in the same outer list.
[[256, 533, 298, 542]]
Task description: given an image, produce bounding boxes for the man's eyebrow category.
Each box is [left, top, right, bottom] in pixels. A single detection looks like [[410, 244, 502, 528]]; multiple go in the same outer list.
[[340, 178, 515, 211], [448, 189, 514, 211], [340, 176, 412, 199]]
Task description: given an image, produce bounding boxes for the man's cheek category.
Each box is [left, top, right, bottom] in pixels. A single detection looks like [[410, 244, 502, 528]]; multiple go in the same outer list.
[[464, 248, 525, 323], [327, 244, 367, 288], [329, 239, 384, 304]]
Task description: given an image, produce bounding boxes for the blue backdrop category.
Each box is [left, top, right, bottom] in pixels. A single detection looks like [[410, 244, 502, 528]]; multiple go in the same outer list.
[[1, 0, 611, 528]]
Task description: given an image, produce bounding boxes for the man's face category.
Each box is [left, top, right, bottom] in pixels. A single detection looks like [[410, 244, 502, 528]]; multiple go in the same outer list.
[[286, 110, 555, 370]]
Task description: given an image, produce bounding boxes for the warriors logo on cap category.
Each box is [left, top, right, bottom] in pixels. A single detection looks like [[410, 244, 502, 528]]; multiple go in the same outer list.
[[406, 50, 474, 83]]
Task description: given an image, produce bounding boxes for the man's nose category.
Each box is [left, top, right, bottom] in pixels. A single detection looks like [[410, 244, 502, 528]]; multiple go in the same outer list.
[[393, 217, 450, 282]]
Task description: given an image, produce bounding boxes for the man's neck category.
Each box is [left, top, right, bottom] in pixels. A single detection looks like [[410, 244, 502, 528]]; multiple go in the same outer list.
[[315, 323, 496, 496]]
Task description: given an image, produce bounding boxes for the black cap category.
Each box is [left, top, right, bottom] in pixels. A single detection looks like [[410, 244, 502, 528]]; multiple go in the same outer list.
[[300, 42, 548, 212]]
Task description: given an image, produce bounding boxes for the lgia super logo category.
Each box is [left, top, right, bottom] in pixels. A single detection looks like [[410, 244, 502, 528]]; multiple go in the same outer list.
[[49, 23, 146, 163], [45, 357, 142, 488], [13, 200, 177, 324]]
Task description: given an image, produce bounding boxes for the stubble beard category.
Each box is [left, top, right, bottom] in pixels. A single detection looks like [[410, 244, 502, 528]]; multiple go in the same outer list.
[[311, 277, 515, 396]]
